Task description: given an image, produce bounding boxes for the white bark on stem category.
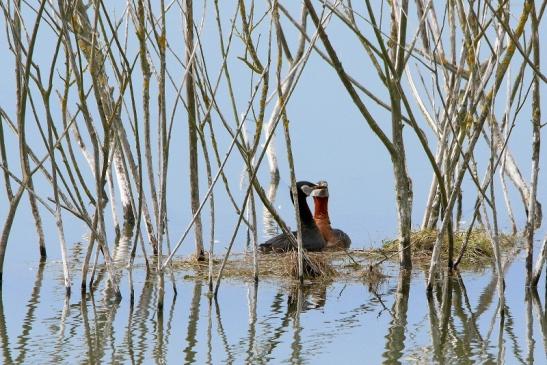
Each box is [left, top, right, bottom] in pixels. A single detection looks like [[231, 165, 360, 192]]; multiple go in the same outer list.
[[527, 3, 541, 287], [427, 2, 532, 290], [106, 166, 120, 236], [45, 96, 72, 296], [427, 68, 497, 289], [499, 73, 518, 234], [265, 4, 309, 181], [242, 117, 258, 280], [72, 0, 135, 227], [112, 145, 133, 225], [487, 137, 505, 314], [422, 119, 451, 229]]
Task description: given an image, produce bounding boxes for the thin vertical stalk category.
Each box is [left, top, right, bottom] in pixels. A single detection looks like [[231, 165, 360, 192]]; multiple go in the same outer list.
[[0, 0, 48, 284], [274, 6, 304, 280], [14, 0, 48, 260], [156, 0, 167, 273], [525, 1, 541, 287], [136, 0, 159, 234], [185, 0, 204, 260], [45, 94, 71, 296], [0, 112, 13, 201]]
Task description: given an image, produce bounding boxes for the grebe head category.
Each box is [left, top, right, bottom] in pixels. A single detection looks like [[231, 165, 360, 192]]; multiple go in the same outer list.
[[296, 181, 319, 196], [311, 180, 329, 198]]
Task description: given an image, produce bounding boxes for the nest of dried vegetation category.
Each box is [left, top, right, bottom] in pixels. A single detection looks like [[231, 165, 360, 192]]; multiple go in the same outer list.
[[381, 229, 517, 268], [168, 229, 517, 285], [169, 249, 389, 285]]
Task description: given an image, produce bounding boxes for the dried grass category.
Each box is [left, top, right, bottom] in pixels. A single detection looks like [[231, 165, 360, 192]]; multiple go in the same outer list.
[[166, 229, 517, 285], [169, 249, 384, 284], [381, 229, 517, 267], [285, 252, 337, 279]]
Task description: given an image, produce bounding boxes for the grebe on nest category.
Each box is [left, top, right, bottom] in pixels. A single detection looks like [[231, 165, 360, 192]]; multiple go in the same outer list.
[[311, 181, 351, 250], [259, 181, 326, 252]]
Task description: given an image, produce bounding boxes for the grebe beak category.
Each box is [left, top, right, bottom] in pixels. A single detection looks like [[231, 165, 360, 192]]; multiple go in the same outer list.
[[311, 185, 329, 197]]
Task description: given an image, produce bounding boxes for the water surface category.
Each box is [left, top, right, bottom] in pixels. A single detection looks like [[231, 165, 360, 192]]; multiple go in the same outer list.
[[1, 246, 545, 364]]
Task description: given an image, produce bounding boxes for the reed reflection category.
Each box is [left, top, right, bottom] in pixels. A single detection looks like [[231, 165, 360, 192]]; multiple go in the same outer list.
[[0, 261, 541, 364], [206, 296, 213, 365], [252, 291, 286, 363], [287, 282, 327, 315], [439, 273, 453, 346], [123, 287, 137, 365], [164, 281, 178, 362], [245, 281, 329, 364], [51, 294, 71, 364], [184, 279, 203, 364], [452, 273, 500, 363], [214, 295, 235, 363], [14, 261, 45, 364], [530, 289, 546, 356], [525, 290, 535, 365], [113, 223, 133, 265], [245, 281, 258, 365], [299, 283, 331, 356], [382, 270, 410, 364], [0, 263, 45, 365], [154, 274, 165, 364], [0, 288, 13, 365], [452, 273, 489, 358], [289, 285, 303, 365], [504, 305, 527, 363], [430, 273, 495, 363], [86, 286, 121, 364], [417, 269, 536, 364], [133, 277, 154, 364]]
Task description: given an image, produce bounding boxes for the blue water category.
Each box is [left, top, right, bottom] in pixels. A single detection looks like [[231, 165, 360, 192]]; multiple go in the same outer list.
[[1, 241, 545, 364], [1, 1, 547, 363]]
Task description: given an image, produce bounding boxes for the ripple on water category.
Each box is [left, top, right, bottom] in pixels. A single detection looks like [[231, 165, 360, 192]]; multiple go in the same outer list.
[[0, 249, 545, 364]]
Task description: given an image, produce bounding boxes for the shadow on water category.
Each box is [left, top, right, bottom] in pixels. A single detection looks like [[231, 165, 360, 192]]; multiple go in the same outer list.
[[0, 258, 545, 364]]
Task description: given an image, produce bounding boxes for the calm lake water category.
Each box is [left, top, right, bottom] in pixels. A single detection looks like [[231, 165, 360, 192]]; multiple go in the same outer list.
[[1, 2, 546, 363], [1, 241, 545, 364]]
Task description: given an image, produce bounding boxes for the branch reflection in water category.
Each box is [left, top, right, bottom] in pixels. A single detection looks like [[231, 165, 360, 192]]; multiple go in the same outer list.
[[14, 261, 45, 365], [0, 260, 544, 364], [382, 270, 410, 364]]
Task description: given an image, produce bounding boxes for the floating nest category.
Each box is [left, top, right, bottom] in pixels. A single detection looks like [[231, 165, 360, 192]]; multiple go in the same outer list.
[[286, 251, 337, 279], [167, 229, 518, 285], [381, 229, 517, 268], [169, 249, 387, 285]]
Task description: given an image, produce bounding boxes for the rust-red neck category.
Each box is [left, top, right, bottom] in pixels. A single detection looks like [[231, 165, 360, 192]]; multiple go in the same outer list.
[[313, 196, 330, 219]]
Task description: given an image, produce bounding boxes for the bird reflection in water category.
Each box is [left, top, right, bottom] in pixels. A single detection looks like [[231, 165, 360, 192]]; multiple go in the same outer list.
[[0, 249, 544, 364], [287, 282, 328, 315]]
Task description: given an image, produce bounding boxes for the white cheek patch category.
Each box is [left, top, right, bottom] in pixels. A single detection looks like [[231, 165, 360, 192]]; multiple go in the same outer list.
[[300, 184, 314, 196]]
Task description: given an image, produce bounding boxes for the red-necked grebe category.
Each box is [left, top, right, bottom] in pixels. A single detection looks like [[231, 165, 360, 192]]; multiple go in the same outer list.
[[259, 181, 326, 252], [311, 181, 351, 250]]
